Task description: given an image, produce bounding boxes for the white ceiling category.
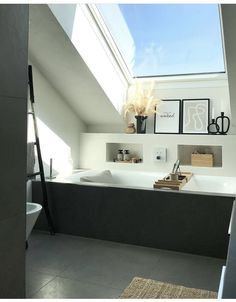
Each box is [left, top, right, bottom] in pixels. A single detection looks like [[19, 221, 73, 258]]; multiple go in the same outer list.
[[29, 4, 123, 125]]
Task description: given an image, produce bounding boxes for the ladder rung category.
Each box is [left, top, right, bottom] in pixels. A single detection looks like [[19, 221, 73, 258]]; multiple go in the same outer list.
[[27, 172, 40, 178], [28, 112, 34, 115]]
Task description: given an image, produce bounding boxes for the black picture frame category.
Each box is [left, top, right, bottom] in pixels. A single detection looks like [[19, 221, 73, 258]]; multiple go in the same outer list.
[[182, 98, 210, 134], [154, 99, 181, 134]]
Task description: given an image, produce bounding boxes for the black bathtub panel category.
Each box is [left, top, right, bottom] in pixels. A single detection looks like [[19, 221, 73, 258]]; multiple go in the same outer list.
[[33, 181, 234, 258]]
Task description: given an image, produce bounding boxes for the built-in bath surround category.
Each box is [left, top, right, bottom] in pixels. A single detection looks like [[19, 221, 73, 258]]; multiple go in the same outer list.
[[79, 133, 236, 176], [32, 169, 235, 259], [32, 134, 236, 260]]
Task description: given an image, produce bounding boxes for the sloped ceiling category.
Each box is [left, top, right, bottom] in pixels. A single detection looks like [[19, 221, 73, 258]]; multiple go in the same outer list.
[[29, 4, 123, 125]]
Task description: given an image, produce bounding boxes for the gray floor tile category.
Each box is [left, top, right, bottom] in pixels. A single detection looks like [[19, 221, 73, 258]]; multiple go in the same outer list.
[[27, 232, 105, 264], [26, 252, 70, 276], [31, 276, 123, 299], [60, 262, 142, 290], [26, 232, 86, 275], [149, 249, 224, 291], [26, 269, 56, 298], [59, 242, 158, 284], [26, 231, 223, 298]]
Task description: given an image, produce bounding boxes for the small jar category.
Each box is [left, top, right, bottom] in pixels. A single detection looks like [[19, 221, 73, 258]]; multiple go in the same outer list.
[[125, 122, 136, 134], [123, 150, 130, 161], [117, 150, 123, 161]]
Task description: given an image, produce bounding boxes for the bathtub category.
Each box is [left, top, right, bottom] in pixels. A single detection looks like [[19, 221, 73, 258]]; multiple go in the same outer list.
[[26, 202, 42, 240], [33, 169, 235, 258], [62, 169, 166, 189], [58, 169, 236, 196]]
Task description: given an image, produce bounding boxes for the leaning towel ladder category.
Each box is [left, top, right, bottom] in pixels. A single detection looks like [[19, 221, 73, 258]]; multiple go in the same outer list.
[[27, 65, 55, 235]]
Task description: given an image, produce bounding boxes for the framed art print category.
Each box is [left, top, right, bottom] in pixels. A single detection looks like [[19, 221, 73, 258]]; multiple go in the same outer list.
[[154, 99, 181, 134], [182, 99, 209, 134]]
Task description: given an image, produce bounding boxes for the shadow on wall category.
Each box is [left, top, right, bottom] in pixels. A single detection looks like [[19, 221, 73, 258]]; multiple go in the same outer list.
[[48, 4, 77, 39]]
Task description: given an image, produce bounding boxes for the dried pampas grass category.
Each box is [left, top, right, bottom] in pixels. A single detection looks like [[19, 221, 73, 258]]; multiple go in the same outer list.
[[123, 80, 160, 117]]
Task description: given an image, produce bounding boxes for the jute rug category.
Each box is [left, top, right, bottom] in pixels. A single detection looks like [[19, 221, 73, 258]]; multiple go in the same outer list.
[[120, 277, 217, 299]]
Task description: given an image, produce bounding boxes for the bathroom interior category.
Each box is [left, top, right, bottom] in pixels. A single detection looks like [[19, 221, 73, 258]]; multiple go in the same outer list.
[[1, 2, 236, 299]]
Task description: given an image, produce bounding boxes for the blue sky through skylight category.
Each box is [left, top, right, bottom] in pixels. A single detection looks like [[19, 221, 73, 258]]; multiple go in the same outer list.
[[97, 4, 225, 77]]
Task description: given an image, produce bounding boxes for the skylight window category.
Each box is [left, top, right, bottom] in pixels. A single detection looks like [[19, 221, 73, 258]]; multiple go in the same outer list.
[[96, 4, 225, 78]]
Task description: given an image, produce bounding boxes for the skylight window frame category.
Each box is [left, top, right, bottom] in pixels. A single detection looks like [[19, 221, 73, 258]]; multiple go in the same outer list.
[[88, 4, 133, 83], [89, 4, 226, 81], [218, 4, 227, 75]]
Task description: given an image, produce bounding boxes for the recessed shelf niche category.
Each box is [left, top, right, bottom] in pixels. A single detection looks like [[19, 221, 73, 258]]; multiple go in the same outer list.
[[178, 144, 222, 167], [106, 143, 143, 163]]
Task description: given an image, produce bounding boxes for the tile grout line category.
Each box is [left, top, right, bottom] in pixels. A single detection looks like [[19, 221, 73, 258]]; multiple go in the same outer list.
[[28, 275, 58, 298], [29, 274, 124, 299], [27, 264, 72, 298]]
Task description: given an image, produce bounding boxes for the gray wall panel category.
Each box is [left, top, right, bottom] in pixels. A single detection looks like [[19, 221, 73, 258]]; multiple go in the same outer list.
[[0, 214, 25, 297], [0, 96, 27, 221], [0, 5, 29, 99], [0, 4, 28, 298], [33, 182, 234, 259]]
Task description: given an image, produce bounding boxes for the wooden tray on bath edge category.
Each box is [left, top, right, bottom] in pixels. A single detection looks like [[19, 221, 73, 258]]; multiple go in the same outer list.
[[153, 172, 193, 190]]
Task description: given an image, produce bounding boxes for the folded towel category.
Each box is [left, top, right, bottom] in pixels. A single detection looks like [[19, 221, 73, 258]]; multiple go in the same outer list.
[[27, 142, 35, 175], [80, 170, 113, 184]]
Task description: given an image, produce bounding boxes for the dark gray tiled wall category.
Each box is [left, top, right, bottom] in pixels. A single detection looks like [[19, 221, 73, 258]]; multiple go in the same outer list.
[[0, 97, 27, 222], [0, 215, 26, 297], [0, 5, 29, 99], [0, 4, 29, 298]]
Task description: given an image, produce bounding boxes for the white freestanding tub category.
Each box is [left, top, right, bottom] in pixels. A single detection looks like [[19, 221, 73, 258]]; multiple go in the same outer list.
[[26, 202, 42, 240]]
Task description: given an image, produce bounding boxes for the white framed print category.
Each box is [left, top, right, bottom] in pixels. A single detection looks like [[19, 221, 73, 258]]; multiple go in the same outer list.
[[182, 98, 210, 134], [154, 99, 181, 134]]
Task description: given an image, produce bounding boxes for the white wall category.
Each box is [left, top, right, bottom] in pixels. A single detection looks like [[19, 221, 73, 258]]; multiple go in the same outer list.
[[88, 74, 230, 133], [28, 61, 87, 176], [146, 74, 230, 133], [87, 124, 124, 133], [79, 133, 236, 177]]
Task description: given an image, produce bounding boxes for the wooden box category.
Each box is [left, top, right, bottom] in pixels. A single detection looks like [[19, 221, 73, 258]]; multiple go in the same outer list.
[[191, 153, 213, 167]]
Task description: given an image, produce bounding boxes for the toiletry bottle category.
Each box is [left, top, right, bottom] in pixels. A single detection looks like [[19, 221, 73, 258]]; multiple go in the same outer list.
[[123, 150, 130, 161], [117, 150, 123, 161]]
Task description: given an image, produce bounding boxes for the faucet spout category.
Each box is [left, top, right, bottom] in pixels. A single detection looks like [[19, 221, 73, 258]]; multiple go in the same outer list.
[[172, 159, 180, 174]]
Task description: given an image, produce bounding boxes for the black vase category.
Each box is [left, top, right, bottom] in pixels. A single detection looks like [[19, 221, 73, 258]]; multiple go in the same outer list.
[[135, 115, 147, 134]]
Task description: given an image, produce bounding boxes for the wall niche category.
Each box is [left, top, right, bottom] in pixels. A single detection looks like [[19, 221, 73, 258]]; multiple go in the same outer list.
[[106, 143, 143, 163], [178, 144, 222, 167]]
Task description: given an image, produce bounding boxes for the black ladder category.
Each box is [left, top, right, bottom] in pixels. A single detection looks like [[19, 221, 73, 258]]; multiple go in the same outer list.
[[27, 65, 55, 235]]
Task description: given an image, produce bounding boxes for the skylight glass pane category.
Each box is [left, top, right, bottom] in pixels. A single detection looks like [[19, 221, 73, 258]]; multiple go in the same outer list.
[[97, 4, 225, 77]]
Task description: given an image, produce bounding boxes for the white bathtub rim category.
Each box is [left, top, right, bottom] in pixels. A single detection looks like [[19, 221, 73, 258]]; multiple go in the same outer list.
[[48, 173, 236, 198]]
